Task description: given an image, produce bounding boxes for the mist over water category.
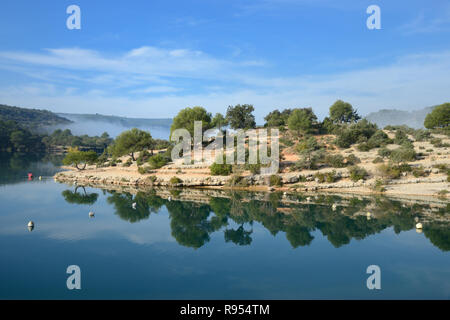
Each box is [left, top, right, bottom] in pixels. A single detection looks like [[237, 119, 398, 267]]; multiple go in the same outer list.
[[43, 114, 172, 139]]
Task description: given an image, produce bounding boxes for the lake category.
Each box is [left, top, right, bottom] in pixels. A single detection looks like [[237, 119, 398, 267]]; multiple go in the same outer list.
[[0, 155, 449, 299]]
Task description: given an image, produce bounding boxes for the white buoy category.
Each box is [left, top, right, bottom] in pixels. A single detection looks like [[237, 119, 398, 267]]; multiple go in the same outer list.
[[89, 211, 95, 218], [366, 212, 371, 217], [168, 196, 172, 202], [306, 197, 311, 202], [28, 221, 34, 228], [283, 192, 287, 196], [332, 204, 337, 211], [39, 176, 42, 180], [132, 202, 137, 210], [416, 223, 423, 229]]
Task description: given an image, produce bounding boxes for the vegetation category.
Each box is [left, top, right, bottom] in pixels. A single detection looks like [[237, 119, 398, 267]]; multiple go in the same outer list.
[[0, 119, 45, 152], [226, 104, 256, 129], [62, 148, 98, 170], [328, 100, 361, 124], [264, 109, 292, 127], [170, 106, 212, 138], [287, 108, 317, 135], [348, 166, 368, 182], [110, 128, 155, 161], [424, 103, 450, 130], [269, 174, 282, 186], [147, 154, 169, 169], [210, 158, 233, 176], [0, 104, 71, 129]]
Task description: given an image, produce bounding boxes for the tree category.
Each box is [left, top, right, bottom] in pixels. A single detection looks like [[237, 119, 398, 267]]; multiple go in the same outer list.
[[424, 103, 450, 129], [112, 128, 154, 161], [62, 148, 98, 170], [287, 108, 317, 135], [329, 100, 360, 124], [264, 108, 292, 127], [211, 113, 228, 131], [226, 104, 256, 129], [170, 106, 212, 139]]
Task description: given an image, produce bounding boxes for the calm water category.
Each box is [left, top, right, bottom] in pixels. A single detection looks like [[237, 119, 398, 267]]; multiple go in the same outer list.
[[0, 155, 449, 299]]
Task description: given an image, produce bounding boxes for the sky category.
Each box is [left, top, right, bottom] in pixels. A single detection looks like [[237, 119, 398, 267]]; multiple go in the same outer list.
[[0, 0, 449, 122]]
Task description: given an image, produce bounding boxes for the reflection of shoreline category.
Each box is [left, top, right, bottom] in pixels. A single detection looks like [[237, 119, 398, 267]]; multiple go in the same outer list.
[[58, 183, 450, 251], [58, 179, 450, 220], [54, 171, 450, 207]]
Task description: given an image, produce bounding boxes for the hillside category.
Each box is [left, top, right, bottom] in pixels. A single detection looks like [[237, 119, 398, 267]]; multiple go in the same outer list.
[[0, 104, 71, 129], [365, 106, 434, 129]]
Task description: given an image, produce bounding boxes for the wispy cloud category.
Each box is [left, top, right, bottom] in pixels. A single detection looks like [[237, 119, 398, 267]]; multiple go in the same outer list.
[[398, 8, 450, 35], [0, 45, 449, 121]]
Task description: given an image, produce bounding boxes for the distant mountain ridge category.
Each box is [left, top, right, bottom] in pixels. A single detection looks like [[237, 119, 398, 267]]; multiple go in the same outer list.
[[364, 106, 435, 129], [0, 104, 71, 129]]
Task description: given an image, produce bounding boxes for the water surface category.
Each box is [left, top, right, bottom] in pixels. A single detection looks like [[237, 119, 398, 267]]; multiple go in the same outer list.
[[0, 155, 449, 299]]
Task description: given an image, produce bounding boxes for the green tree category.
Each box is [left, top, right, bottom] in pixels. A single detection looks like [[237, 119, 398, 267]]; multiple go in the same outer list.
[[62, 148, 98, 170], [287, 108, 317, 135], [170, 106, 212, 139], [424, 103, 450, 129], [329, 100, 360, 124], [211, 113, 228, 131], [111, 128, 154, 161], [226, 104, 256, 129]]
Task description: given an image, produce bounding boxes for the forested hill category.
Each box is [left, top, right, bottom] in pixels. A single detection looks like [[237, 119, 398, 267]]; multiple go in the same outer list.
[[364, 106, 434, 129], [0, 104, 71, 129]]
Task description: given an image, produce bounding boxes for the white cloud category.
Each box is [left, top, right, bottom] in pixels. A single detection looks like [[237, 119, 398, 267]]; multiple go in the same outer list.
[[0, 46, 449, 122]]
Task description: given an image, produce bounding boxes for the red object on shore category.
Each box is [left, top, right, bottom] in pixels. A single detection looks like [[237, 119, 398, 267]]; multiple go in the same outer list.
[[28, 173, 33, 180]]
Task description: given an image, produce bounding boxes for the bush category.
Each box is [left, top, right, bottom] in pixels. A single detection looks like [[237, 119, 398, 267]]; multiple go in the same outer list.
[[324, 154, 345, 168], [389, 147, 416, 163], [122, 158, 133, 167], [148, 154, 170, 169], [227, 174, 248, 187], [394, 130, 411, 145], [348, 166, 368, 181], [345, 154, 361, 165], [412, 166, 429, 178], [372, 179, 386, 192], [269, 175, 283, 186], [138, 166, 155, 175], [210, 161, 233, 176], [169, 176, 182, 186], [378, 147, 392, 158], [377, 163, 411, 179], [372, 157, 384, 164], [315, 170, 338, 183], [412, 129, 431, 141]]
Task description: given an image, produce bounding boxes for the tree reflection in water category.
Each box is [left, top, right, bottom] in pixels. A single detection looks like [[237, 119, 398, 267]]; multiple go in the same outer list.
[[61, 187, 450, 251], [62, 187, 99, 205]]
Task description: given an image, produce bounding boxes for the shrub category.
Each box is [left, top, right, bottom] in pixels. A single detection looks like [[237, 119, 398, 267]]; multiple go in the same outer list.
[[227, 174, 248, 187], [315, 170, 338, 183], [324, 154, 345, 168], [372, 179, 386, 192], [378, 147, 392, 158], [210, 161, 233, 176], [169, 176, 182, 186], [348, 166, 368, 181], [269, 175, 283, 186], [122, 158, 133, 167], [377, 163, 411, 180], [148, 154, 170, 169], [345, 154, 361, 165], [372, 157, 384, 164], [389, 147, 416, 163], [394, 130, 411, 145], [138, 166, 156, 175], [412, 166, 429, 178], [412, 129, 431, 141]]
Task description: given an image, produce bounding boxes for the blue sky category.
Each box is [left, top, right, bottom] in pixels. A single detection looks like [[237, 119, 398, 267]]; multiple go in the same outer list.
[[0, 0, 449, 122]]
